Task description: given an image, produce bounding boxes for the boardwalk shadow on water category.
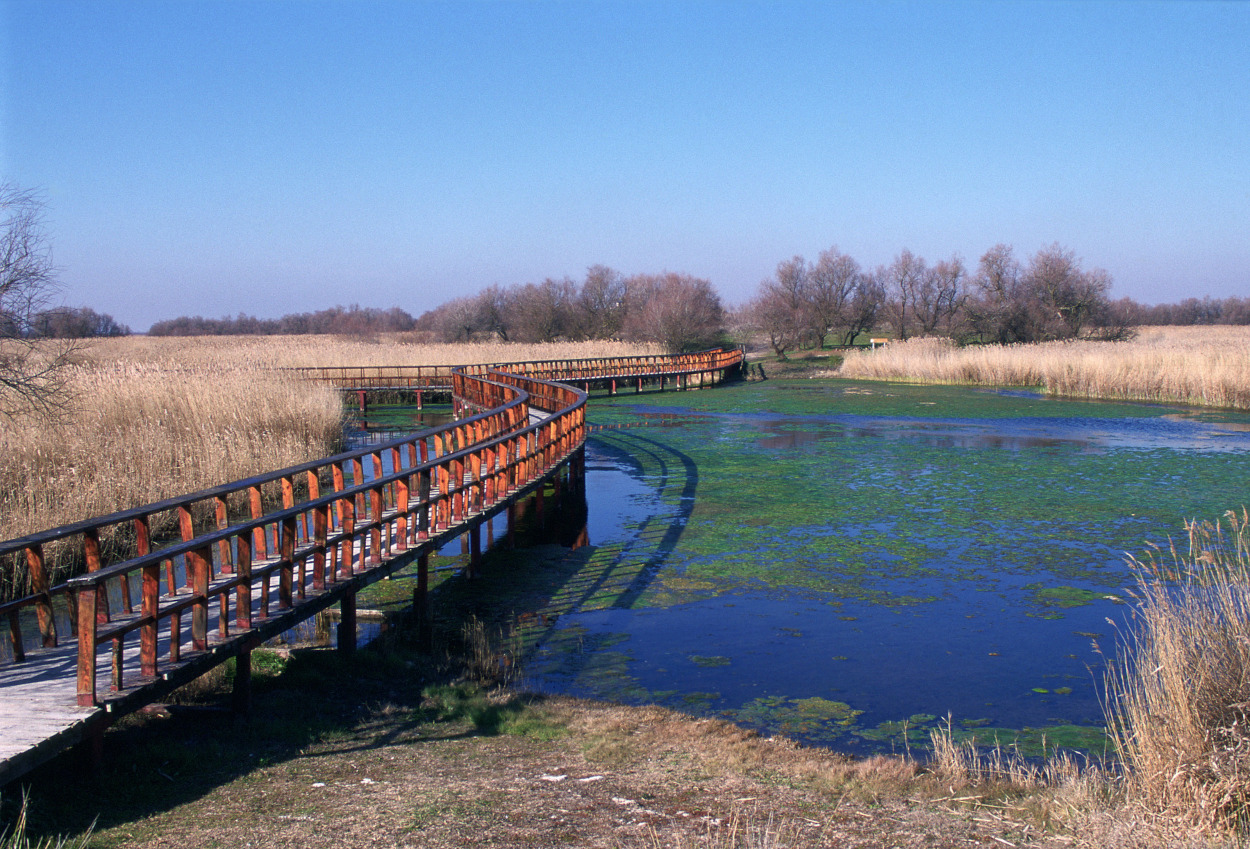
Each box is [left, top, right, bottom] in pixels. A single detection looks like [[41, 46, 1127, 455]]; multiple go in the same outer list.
[[419, 427, 700, 663]]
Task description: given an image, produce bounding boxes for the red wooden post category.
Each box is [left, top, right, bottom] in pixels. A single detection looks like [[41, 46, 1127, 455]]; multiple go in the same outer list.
[[352, 457, 366, 524], [340, 495, 356, 578], [8, 611, 25, 663], [312, 505, 328, 591], [280, 516, 296, 607], [84, 529, 108, 625], [452, 455, 465, 522], [134, 515, 152, 650], [418, 467, 431, 540], [26, 544, 56, 648], [76, 586, 98, 706], [236, 530, 253, 628], [188, 545, 211, 652], [396, 470, 410, 550], [470, 450, 482, 513], [249, 485, 268, 560], [178, 504, 195, 545], [215, 495, 233, 574], [369, 486, 384, 564], [332, 462, 346, 531]]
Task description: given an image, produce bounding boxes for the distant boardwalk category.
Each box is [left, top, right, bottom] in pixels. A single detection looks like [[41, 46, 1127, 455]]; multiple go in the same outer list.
[[0, 348, 743, 786]]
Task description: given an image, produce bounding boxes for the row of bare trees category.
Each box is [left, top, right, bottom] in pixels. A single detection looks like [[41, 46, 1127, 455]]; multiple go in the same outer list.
[[148, 305, 417, 336], [414, 267, 726, 353], [26, 306, 130, 338], [747, 242, 1127, 355], [1125, 296, 1250, 327]]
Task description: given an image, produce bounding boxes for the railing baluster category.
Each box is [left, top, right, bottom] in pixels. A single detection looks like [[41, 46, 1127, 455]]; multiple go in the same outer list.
[[26, 544, 56, 648], [75, 585, 98, 706]]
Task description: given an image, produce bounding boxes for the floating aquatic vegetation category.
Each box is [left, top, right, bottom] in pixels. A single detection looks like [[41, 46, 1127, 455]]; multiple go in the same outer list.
[[514, 380, 1250, 754], [736, 695, 865, 743]]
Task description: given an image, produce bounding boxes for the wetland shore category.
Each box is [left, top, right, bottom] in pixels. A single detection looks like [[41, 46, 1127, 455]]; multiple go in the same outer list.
[[6, 331, 1250, 847]]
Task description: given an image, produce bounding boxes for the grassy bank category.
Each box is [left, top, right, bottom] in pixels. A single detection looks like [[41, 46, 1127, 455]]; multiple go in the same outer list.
[[836, 327, 1250, 410], [0, 586, 1117, 849]]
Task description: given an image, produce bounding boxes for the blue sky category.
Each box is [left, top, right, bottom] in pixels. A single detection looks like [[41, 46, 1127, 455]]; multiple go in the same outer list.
[[2, 0, 1246, 331]]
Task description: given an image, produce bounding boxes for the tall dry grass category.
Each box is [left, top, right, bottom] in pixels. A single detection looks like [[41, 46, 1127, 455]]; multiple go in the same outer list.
[[88, 334, 663, 369], [1108, 509, 1250, 833], [836, 326, 1250, 410], [1, 349, 343, 593]]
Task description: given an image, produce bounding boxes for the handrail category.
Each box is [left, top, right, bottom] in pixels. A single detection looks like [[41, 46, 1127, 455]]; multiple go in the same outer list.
[[1, 347, 741, 706], [284, 364, 456, 389]]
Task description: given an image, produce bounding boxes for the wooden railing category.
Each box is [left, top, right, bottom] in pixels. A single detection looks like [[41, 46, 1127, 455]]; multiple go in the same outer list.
[[286, 365, 455, 390], [0, 348, 741, 713]]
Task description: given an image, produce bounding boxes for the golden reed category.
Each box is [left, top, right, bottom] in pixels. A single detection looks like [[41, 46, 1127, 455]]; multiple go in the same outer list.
[[837, 326, 1250, 410]]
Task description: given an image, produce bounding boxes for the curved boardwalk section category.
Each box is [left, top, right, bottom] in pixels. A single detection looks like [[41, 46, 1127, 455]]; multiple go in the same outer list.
[[0, 348, 743, 786]]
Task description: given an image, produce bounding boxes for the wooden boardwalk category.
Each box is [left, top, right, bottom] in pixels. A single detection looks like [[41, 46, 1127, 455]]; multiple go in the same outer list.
[[0, 348, 744, 786]]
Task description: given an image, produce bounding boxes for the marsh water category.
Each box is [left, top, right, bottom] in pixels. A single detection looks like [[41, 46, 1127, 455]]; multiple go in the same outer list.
[[511, 379, 1250, 756]]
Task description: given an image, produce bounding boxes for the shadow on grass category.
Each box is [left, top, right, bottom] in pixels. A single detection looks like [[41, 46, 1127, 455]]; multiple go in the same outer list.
[[7, 429, 699, 845]]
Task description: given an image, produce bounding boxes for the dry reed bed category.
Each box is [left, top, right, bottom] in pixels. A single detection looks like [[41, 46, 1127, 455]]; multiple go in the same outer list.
[[837, 326, 1250, 410], [87, 335, 663, 369], [0, 362, 344, 591], [1107, 510, 1250, 834]]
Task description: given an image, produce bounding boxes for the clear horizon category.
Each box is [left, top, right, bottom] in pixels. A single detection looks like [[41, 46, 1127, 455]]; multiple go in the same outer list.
[[2, 0, 1246, 331]]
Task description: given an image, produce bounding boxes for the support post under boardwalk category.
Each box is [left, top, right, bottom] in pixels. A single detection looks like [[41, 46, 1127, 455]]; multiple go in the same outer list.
[[233, 648, 253, 716], [469, 524, 482, 579], [414, 553, 431, 653], [339, 590, 357, 655]]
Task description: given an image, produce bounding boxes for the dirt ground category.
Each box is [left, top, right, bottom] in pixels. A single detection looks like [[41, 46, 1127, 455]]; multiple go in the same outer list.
[[6, 609, 1232, 849], [85, 695, 1074, 849]]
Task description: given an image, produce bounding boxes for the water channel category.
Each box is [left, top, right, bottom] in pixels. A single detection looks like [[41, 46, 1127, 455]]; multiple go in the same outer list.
[[507, 379, 1250, 756]]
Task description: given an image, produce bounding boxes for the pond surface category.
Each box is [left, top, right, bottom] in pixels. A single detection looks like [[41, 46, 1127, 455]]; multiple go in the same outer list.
[[521, 379, 1250, 756]]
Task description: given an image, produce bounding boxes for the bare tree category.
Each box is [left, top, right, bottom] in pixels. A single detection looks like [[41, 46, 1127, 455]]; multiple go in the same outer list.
[[808, 247, 860, 348], [31, 306, 130, 338], [510, 277, 579, 343], [881, 249, 927, 340], [1, 183, 77, 417], [623, 272, 725, 352], [579, 265, 627, 340], [967, 243, 1033, 343], [913, 255, 966, 337], [1024, 243, 1112, 339], [842, 271, 885, 345], [748, 289, 802, 357], [474, 285, 513, 341], [751, 256, 810, 356]]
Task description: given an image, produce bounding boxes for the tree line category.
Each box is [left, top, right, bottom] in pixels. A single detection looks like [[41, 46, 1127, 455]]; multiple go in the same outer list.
[[148, 305, 417, 337], [745, 242, 1138, 357], [413, 268, 726, 353], [15, 306, 131, 338]]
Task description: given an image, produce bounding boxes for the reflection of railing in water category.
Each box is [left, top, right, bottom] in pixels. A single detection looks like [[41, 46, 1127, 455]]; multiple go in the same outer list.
[[0, 346, 743, 785]]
